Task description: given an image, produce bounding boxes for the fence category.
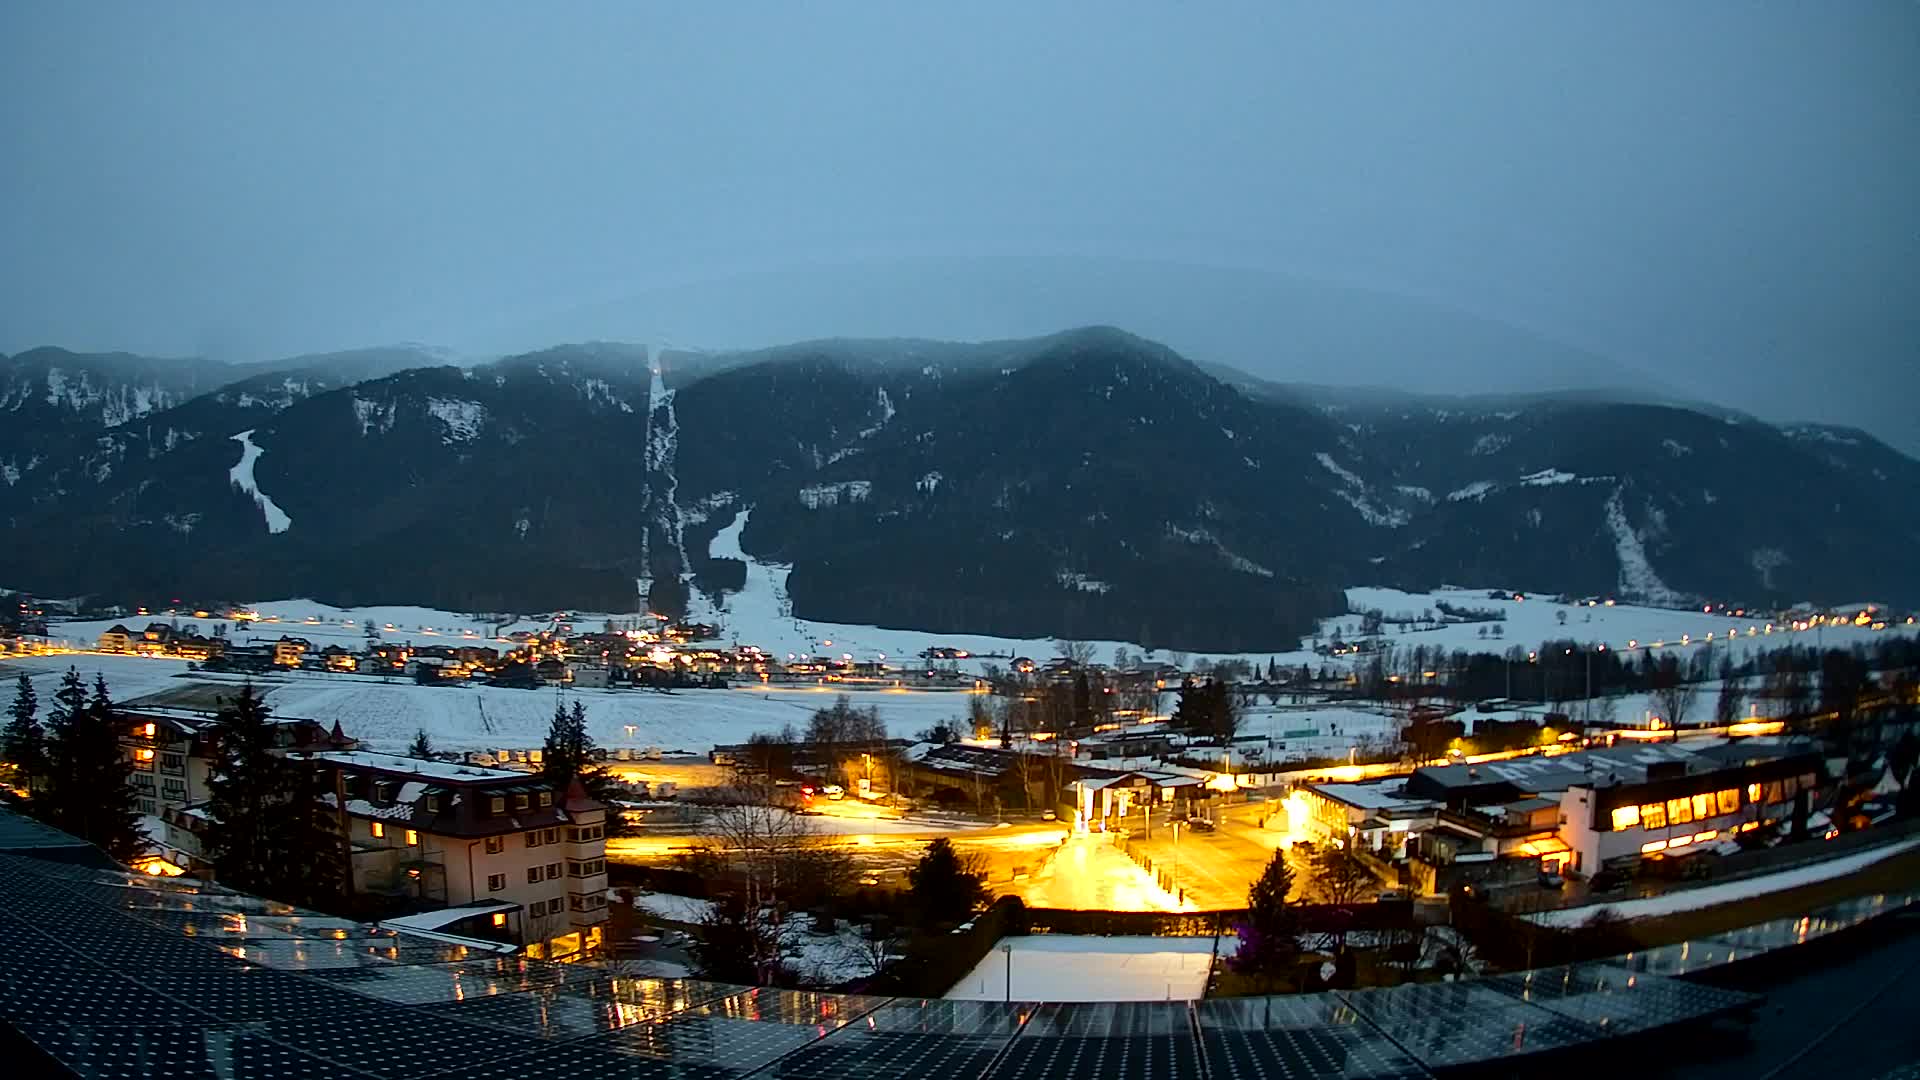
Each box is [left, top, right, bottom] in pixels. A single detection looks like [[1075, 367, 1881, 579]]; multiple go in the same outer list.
[[874, 895, 1030, 997]]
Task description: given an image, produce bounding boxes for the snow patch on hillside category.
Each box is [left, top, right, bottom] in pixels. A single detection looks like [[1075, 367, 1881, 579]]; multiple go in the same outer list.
[[1662, 439, 1692, 457], [1519, 468, 1576, 486], [1317, 452, 1408, 527], [1447, 481, 1496, 502], [856, 386, 896, 439], [1057, 571, 1112, 594], [1470, 433, 1510, 456], [425, 397, 486, 443], [1395, 485, 1434, 504], [646, 352, 691, 590], [1, 460, 17, 486], [798, 481, 871, 509], [1604, 489, 1678, 605], [351, 394, 397, 435], [228, 430, 292, 534]]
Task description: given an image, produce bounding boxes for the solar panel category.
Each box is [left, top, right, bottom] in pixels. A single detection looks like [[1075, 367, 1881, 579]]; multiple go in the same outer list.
[[1335, 980, 1598, 1069], [1486, 963, 1757, 1036], [987, 1002, 1203, 1080], [770, 997, 1028, 1080], [1197, 995, 1430, 1080]]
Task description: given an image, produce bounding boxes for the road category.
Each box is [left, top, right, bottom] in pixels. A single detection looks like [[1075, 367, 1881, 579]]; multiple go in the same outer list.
[[607, 813, 1069, 888], [1114, 799, 1351, 909]]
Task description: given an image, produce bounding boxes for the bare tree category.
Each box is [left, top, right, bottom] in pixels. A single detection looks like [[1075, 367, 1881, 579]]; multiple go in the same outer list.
[[701, 776, 838, 984], [1651, 681, 1698, 730], [1055, 639, 1095, 668]]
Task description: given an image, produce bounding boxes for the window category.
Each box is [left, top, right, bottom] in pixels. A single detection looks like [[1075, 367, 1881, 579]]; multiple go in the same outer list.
[[424, 795, 442, 814], [1609, 805, 1640, 831], [538, 791, 553, 807], [134, 773, 155, 789], [489, 796, 506, 814], [162, 779, 186, 799], [404, 829, 420, 846], [1641, 802, 1666, 829], [543, 828, 558, 844], [138, 798, 156, 815], [1690, 793, 1712, 821], [161, 753, 185, 773], [484, 836, 504, 855], [569, 825, 604, 843], [486, 873, 505, 892], [1747, 783, 1763, 804], [491, 912, 507, 927], [568, 858, 606, 877], [142, 722, 156, 737], [1716, 789, 1740, 815], [546, 862, 561, 880], [375, 782, 393, 801], [527, 867, 541, 885], [526, 831, 543, 849], [1666, 797, 1693, 826], [513, 793, 529, 811], [570, 894, 586, 912], [530, 900, 545, 918], [370, 822, 385, 839]]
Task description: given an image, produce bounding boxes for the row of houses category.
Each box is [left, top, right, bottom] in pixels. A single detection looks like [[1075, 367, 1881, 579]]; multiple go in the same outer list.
[[1289, 740, 1826, 894], [120, 706, 610, 958]]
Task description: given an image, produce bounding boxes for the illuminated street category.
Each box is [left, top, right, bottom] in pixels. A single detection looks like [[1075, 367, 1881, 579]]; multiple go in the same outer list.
[[1012, 834, 1188, 912]]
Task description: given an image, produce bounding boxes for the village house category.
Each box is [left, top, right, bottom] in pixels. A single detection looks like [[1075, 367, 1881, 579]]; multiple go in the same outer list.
[[97, 624, 133, 654], [273, 636, 312, 667]]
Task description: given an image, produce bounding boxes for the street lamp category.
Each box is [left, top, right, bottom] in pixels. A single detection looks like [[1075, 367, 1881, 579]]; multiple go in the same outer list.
[[1002, 943, 1013, 1002]]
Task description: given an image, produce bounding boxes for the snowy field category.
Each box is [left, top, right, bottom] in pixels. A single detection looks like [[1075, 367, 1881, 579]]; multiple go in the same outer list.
[[944, 935, 1230, 1002], [35, 572, 1911, 687], [1525, 835, 1920, 928], [0, 652, 981, 754]]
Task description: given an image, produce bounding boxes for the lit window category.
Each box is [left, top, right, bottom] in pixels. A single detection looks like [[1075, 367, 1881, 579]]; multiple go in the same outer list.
[[491, 912, 507, 927], [1640, 839, 1668, 854], [539, 791, 553, 807], [1716, 789, 1739, 816], [143, 722, 156, 737], [485, 836, 504, 855], [136, 748, 155, 761], [405, 829, 419, 846], [514, 794, 529, 811], [1667, 835, 1694, 849], [1747, 783, 1762, 804], [370, 822, 385, 839], [489, 796, 505, 814], [1641, 803, 1666, 829], [1667, 798, 1693, 826], [1610, 805, 1640, 831], [1693, 830, 1717, 843], [1691, 794, 1712, 820]]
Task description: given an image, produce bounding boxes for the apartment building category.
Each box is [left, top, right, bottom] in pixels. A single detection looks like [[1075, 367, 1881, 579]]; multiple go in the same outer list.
[[120, 708, 334, 818], [303, 749, 610, 959]]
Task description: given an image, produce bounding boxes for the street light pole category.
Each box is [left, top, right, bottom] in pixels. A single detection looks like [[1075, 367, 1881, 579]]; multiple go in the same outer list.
[[1002, 944, 1013, 1003]]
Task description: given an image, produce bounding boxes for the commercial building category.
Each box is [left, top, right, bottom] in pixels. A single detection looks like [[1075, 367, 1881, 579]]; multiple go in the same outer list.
[[1297, 739, 1825, 895]]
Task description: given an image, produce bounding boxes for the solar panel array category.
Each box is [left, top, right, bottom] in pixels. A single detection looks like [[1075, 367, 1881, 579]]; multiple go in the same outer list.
[[0, 850, 1766, 1079]]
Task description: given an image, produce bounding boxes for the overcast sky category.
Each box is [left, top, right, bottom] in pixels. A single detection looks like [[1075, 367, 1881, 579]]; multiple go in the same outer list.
[[2, 4, 1914, 450]]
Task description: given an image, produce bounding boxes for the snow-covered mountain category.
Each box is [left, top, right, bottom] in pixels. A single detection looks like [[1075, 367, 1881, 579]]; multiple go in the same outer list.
[[2, 330, 1914, 649]]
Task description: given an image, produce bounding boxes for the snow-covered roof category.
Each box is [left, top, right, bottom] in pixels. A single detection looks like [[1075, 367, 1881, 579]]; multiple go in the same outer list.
[[379, 901, 518, 932], [1307, 778, 1436, 814], [306, 749, 525, 783]]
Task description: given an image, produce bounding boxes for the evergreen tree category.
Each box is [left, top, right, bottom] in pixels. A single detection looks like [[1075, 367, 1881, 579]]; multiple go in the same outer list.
[[2, 673, 46, 794], [540, 700, 626, 835], [202, 684, 291, 894], [907, 837, 987, 926], [40, 670, 141, 862], [1231, 850, 1300, 985], [407, 728, 435, 759], [267, 758, 346, 910]]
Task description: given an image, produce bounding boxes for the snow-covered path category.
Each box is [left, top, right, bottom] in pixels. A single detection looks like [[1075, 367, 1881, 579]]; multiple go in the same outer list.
[[228, 429, 291, 533]]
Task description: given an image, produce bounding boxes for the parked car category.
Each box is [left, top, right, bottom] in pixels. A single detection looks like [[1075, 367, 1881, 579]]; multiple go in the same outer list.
[[1185, 817, 1216, 832], [1377, 889, 1405, 902], [1586, 868, 1628, 893]]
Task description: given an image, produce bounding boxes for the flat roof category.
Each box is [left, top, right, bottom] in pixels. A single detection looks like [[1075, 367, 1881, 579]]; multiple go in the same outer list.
[[379, 900, 519, 933], [1306, 778, 1438, 814], [305, 749, 528, 783]]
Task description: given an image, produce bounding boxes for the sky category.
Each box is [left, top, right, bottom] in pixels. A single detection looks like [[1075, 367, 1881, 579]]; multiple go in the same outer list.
[[1, 4, 1915, 451]]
